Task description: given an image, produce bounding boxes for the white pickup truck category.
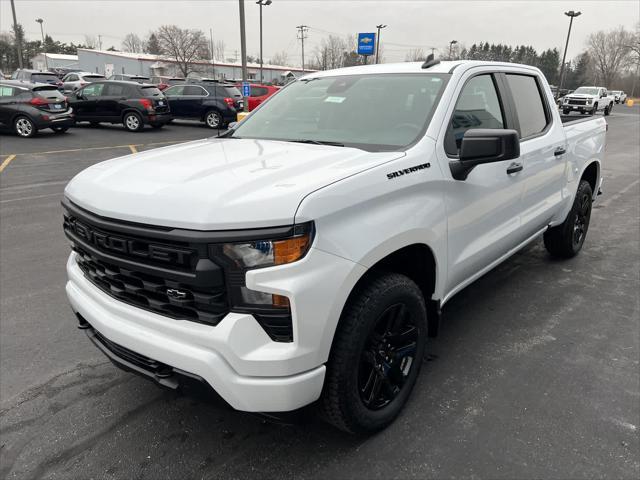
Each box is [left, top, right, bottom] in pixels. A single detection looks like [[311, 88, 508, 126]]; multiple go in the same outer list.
[[561, 86, 614, 116], [63, 60, 605, 433]]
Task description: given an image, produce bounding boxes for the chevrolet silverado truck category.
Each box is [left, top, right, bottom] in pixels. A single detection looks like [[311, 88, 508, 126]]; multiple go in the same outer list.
[[63, 59, 605, 434], [561, 86, 614, 116]]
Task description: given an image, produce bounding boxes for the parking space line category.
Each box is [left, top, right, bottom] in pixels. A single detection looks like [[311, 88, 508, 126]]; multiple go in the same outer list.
[[0, 154, 17, 173], [6, 139, 189, 158], [0, 192, 62, 204], [128, 145, 138, 154]]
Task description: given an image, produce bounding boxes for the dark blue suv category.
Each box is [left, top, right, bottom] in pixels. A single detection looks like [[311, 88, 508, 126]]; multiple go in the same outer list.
[[163, 82, 243, 129]]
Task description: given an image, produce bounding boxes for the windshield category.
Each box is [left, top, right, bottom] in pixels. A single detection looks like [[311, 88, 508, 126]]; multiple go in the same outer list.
[[574, 87, 600, 95], [230, 73, 449, 151], [83, 74, 105, 80]]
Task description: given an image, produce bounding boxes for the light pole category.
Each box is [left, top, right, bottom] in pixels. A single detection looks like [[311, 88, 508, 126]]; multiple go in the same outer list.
[[10, 0, 23, 68], [448, 40, 458, 59], [256, 0, 272, 84], [557, 10, 581, 99], [375, 24, 386, 64], [36, 18, 48, 70], [238, 0, 249, 112]]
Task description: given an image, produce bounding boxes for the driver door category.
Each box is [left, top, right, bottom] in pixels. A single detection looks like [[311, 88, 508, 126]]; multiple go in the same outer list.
[[438, 72, 526, 297]]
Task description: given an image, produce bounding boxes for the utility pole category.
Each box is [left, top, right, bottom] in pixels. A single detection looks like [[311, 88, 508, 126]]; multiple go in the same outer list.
[[375, 24, 386, 64], [98, 34, 103, 50], [214, 28, 216, 78], [256, 0, 272, 84], [296, 25, 308, 71], [557, 11, 581, 99], [10, 0, 23, 69], [239, 0, 249, 112], [35, 18, 47, 70]]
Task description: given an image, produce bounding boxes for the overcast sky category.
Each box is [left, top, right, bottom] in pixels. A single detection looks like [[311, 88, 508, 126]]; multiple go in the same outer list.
[[1, 0, 638, 65]]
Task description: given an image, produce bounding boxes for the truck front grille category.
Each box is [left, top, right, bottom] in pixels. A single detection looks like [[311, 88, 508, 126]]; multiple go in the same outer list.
[[63, 201, 229, 326], [568, 99, 587, 105]]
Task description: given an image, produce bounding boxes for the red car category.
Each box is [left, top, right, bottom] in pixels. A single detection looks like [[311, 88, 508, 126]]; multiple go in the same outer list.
[[236, 83, 280, 111]]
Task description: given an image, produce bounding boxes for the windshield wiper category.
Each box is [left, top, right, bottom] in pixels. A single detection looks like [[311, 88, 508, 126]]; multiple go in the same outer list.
[[288, 139, 344, 147]]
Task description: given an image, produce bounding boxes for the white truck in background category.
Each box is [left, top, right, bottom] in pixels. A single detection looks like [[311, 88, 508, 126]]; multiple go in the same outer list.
[[63, 59, 605, 434], [561, 86, 614, 115]]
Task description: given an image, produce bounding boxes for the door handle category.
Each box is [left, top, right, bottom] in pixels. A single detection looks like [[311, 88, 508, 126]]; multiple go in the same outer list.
[[554, 147, 566, 156], [506, 162, 523, 175]]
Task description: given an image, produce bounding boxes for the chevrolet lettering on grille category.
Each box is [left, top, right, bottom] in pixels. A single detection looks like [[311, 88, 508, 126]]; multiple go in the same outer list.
[[65, 216, 193, 267]]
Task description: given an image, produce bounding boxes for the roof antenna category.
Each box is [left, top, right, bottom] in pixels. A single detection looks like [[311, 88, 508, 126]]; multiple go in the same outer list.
[[421, 53, 440, 69]]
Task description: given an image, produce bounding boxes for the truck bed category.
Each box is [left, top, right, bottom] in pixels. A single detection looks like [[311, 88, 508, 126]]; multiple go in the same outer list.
[[560, 114, 600, 125]]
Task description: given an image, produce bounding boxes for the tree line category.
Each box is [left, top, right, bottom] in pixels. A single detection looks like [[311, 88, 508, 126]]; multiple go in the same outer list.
[[1, 21, 637, 93]]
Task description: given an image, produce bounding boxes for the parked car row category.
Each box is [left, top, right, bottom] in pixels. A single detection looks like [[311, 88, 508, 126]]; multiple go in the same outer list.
[[0, 78, 280, 137]]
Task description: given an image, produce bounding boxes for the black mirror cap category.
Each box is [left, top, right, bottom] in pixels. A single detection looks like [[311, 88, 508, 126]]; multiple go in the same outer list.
[[450, 129, 520, 181]]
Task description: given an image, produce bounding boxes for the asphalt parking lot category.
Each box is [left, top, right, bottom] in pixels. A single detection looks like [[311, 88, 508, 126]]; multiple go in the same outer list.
[[1, 108, 638, 479]]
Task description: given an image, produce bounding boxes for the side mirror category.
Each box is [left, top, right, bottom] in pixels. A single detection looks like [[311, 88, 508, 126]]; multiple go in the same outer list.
[[449, 129, 520, 181], [75, 91, 84, 100]]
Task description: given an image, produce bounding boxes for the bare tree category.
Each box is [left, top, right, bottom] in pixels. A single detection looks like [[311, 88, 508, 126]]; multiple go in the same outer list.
[[83, 35, 98, 49], [587, 26, 634, 88], [122, 33, 145, 53], [155, 25, 209, 77], [270, 50, 289, 66], [313, 35, 346, 70], [405, 48, 427, 62]]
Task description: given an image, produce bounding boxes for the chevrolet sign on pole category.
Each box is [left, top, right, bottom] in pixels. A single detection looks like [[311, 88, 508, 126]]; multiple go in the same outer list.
[[357, 33, 376, 56]]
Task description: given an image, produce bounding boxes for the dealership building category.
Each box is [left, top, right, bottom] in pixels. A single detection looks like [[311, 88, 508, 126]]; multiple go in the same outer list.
[[75, 49, 307, 83]]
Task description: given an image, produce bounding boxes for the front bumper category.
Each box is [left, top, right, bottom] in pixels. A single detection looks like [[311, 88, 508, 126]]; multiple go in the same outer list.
[[562, 103, 592, 111], [66, 245, 363, 411]]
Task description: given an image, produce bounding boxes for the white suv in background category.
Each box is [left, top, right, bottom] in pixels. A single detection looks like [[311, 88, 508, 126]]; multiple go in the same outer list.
[[610, 90, 627, 104], [561, 86, 614, 115], [61, 72, 106, 93]]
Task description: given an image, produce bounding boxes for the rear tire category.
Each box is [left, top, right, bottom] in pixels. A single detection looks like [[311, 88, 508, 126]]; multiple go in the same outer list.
[[320, 273, 427, 434], [204, 110, 223, 129], [544, 180, 593, 258], [123, 111, 144, 132], [14, 116, 36, 138]]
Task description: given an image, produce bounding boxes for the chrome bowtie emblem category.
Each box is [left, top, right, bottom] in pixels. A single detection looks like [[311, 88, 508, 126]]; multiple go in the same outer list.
[[166, 288, 188, 300]]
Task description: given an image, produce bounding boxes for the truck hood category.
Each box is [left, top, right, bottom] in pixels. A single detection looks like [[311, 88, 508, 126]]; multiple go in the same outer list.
[[566, 94, 596, 99], [65, 137, 405, 229]]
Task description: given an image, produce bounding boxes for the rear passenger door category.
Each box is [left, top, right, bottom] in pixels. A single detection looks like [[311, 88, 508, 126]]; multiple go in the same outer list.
[[164, 85, 186, 117], [501, 73, 566, 238], [181, 85, 208, 118], [438, 72, 527, 296], [98, 82, 128, 120]]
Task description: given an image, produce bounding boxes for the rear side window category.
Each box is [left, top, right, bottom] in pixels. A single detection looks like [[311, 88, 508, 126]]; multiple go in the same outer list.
[[164, 85, 184, 96], [445, 74, 505, 156], [103, 83, 128, 97], [505, 74, 549, 139], [65, 74, 78, 81], [140, 87, 163, 97], [251, 86, 269, 97]]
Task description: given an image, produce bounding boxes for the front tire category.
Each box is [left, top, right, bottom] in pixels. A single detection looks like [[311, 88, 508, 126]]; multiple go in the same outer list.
[[562, 108, 570, 115], [590, 103, 598, 115], [14, 116, 37, 138], [544, 180, 593, 258], [321, 273, 427, 434], [604, 103, 612, 116], [123, 111, 144, 132]]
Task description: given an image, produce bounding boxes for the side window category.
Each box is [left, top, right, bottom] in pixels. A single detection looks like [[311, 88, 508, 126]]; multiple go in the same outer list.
[[251, 86, 269, 97], [103, 83, 127, 97], [82, 83, 105, 97], [164, 85, 184, 96], [0, 86, 15, 97], [505, 74, 549, 139], [184, 85, 207, 96], [445, 74, 505, 156], [67, 74, 78, 82]]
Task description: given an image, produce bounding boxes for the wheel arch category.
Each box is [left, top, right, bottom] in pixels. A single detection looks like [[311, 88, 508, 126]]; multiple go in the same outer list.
[[120, 108, 143, 122], [580, 160, 600, 198], [337, 243, 440, 339]]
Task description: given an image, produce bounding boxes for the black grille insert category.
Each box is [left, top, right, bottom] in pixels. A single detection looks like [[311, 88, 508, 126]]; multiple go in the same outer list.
[[74, 246, 227, 325]]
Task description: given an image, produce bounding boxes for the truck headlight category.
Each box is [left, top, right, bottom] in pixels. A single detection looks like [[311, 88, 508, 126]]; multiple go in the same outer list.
[[563, 98, 569, 103], [586, 99, 592, 104], [208, 222, 314, 342]]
